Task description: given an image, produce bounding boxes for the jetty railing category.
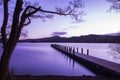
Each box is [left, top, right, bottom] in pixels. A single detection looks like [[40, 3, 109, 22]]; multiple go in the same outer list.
[[51, 44, 89, 55]]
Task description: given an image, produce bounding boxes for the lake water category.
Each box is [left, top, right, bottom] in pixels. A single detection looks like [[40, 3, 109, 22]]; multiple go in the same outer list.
[[0, 43, 120, 76]]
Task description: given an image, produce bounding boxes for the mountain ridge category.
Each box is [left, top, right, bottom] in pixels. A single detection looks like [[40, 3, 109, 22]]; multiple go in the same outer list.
[[19, 34, 120, 43]]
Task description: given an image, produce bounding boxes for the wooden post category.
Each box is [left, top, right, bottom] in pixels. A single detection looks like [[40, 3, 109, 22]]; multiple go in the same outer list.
[[81, 48, 83, 54], [64, 46, 66, 51], [69, 47, 72, 53], [73, 47, 75, 55], [77, 48, 79, 53], [70, 47, 72, 53], [87, 49, 89, 55], [66, 46, 68, 52]]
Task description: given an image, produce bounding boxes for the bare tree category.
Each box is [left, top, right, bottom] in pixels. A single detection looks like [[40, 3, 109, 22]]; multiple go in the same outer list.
[[0, 0, 85, 80]]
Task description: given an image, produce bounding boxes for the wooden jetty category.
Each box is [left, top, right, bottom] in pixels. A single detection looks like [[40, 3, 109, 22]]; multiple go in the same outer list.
[[51, 44, 120, 78]]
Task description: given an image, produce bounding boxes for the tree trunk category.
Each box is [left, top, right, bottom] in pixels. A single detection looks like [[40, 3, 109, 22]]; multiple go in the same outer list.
[[0, 0, 23, 79], [0, 41, 17, 80]]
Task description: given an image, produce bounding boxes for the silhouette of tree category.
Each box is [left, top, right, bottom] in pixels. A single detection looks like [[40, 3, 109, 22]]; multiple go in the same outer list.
[[0, 0, 85, 80]]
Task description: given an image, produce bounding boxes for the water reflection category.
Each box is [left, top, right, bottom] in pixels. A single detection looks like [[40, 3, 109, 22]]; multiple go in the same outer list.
[[59, 50, 96, 76], [61, 53, 75, 70], [107, 43, 120, 63]]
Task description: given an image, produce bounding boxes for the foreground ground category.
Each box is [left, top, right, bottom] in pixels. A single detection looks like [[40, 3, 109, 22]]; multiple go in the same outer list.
[[14, 75, 119, 80]]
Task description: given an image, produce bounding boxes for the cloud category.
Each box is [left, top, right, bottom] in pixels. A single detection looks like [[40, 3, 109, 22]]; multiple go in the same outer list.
[[51, 32, 67, 36], [69, 26, 78, 28], [71, 19, 85, 24], [62, 28, 68, 31], [62, 26, 77, 31]]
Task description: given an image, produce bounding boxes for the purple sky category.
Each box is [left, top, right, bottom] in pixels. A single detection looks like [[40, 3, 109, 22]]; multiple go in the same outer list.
[[1, 0, 120, 39]]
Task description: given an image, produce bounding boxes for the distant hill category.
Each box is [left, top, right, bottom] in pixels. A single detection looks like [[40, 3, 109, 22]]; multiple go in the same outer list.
[[20, 34, 120, 43], [105, 32, 120, 36]]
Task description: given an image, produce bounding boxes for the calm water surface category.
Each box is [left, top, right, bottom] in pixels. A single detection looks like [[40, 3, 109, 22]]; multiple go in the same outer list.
[[0, 43, 119, 76]]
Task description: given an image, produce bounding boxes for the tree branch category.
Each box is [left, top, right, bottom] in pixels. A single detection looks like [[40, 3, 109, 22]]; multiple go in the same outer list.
[[40, 9, 69, 16], [39, 0, 85, 20], [23, 17, 31, 26], [27, 7, 41, 17], [20, 0, 84, 28], [1, 0, 9, 48], [19, 6, 41, 27], [24, 6, 41, 17], [107, 0, 120, 12]]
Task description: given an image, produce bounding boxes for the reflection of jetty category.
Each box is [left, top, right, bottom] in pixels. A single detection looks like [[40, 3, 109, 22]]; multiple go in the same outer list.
[[51, 44, 120, 78]]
